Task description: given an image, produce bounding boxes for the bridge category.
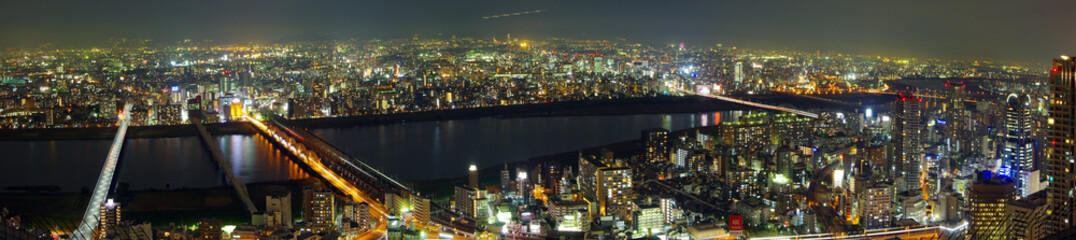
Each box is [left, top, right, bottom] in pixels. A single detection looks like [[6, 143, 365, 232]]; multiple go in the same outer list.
[[246, 115, 414, 239], [71, 104, 132, 240], [749, 224, 956, 240], [670, 86, 820, 118], [193, 120, 258, 214]]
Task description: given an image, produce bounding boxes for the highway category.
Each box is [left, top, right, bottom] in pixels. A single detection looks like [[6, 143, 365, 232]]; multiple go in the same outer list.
[[72, 103, 132, 240], [246, 116, 389, 240]]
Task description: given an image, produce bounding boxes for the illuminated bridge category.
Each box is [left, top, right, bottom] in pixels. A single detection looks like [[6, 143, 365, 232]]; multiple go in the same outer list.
[[71, 104, 132, 240], [749, 223, 966, 240], [246, 115, 414, 239], [671, 86, 820, 119]]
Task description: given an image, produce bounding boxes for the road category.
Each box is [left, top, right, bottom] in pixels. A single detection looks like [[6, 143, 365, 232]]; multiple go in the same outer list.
[[806, 162, 846, 233], [246, 116, 389, 240]]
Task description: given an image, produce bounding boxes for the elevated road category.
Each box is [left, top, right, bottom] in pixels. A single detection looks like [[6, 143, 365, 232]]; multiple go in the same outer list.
[[193, 120, 258, 214], [71, 103, 132, 240], [246, 115, 398, 240]]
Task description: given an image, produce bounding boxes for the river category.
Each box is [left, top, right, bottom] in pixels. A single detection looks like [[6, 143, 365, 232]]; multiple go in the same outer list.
[[0, 111, 744, 192]]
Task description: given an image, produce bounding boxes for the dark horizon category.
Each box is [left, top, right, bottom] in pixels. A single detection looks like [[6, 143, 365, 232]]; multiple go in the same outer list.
[[2, 0, 1075, 64]]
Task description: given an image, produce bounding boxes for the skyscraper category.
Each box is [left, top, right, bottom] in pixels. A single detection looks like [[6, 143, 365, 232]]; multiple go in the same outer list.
[[895, 94, 923, 192], [970, 172, 1015, 240], [734, 61, 744, 84], [1005, 93, 1034, 197], [946, 81, 969, 154], [1047, 56, 1076, 234], [643, 128, 669, 162]]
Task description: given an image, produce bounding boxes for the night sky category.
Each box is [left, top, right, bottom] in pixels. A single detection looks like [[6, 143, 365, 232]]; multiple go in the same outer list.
[[2, 0, 1074, 63]]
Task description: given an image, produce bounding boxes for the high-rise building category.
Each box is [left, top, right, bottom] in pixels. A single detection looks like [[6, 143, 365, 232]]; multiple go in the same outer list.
[[1005, 191, 1048, 240], [946, 81, 969, 154], [500, 165, 513, 192], [305, 189, 335, 232], [895, 95, 923, 192], [642, 128, 670, 162], [99, 199, 121, 237], [970, 172, 1015, 240], [660, 197, 680, 224], [455, 186, 476, 218], [265, 191, 292, 227], [734, 61, 744, 84], [597, 167, 633, 220], [860, 182, 892, 229], [1005, 94, 1035, 197], [410, 195, 430, 229], [356, 202, 372, 229], [1047, 56, 1076, 234]]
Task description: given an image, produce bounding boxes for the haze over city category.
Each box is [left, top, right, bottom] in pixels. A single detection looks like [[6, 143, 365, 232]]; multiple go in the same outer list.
[[3, 0, 1076, 63], [1, 1, 1075, 240]]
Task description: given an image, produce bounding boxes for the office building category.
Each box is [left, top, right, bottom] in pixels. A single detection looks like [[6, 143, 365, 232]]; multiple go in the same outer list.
[[1006, 191, 1048, 240], [970, 172, 1015, 240], [1005, 94, 1035, 197]]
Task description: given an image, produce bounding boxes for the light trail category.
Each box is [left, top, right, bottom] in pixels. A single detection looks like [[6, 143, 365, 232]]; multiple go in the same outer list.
[[72, 103, 132, 240], [246, 116, 390, 240], [482, 9, 546, 19]]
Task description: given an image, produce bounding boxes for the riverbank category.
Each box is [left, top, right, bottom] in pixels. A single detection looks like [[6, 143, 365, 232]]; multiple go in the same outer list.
[[0, 178, 320, 231], [286, 95, 754, 128], [408, 124, 724, 199], [0, 122, 255, 141], [0, 93, 892, 141]]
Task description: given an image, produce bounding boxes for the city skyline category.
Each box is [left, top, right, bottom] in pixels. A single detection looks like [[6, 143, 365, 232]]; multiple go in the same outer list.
[[2, 1, 1076, 239], [2, 0, 1076, 64]]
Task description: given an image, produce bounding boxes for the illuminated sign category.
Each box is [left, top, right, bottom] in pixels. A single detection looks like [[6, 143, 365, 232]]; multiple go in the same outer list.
[[730, 215, 743, 231]]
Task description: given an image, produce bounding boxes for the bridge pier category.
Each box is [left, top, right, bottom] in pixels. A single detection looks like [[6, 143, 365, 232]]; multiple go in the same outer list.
[[193, 121, 258, 214]]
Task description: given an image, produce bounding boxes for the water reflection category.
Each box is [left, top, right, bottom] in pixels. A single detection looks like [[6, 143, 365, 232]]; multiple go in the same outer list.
[[0, 133, 307, 192], [311, 111, 739, 181]]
